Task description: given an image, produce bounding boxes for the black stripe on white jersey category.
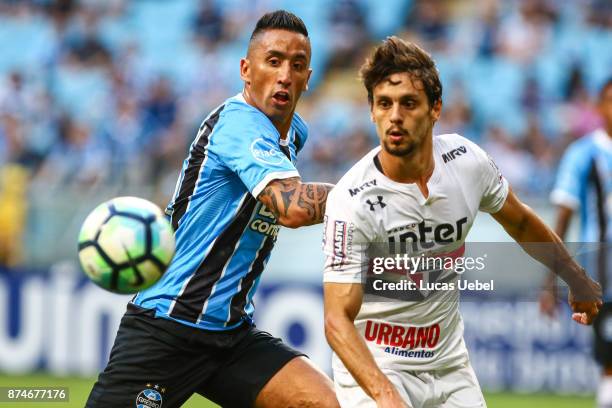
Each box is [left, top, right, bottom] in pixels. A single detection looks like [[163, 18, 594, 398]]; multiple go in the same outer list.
[[226, 234, 275, 326], [169, 193, 258, 323], [168, 104, 225, 230]]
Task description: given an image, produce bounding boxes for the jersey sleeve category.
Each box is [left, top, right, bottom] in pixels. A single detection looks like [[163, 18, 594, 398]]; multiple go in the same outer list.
[[550, 142, 589, 210], [214, 109, 300, 197], [466, 141, 509, 213], [322, 190, 371, 284]]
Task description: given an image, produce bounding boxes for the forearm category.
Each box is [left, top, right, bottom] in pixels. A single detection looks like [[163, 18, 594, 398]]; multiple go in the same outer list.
[[288, 181, 334, 226], [259, 178, 333, 228], [325, 314, 396, 401], [495, 192, 600, 321], [501, 203, 588, 288], [543, 206, 573, 289]]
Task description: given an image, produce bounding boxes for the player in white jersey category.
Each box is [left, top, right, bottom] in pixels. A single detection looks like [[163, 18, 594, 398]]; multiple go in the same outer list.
[[322, 37, 603, 408]]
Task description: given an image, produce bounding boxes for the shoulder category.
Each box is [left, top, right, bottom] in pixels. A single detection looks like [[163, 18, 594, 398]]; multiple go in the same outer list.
[[434, 133, 488, 167], [563, 133, 598, 162], [216, 95, 278, 137], [555, 134, 600, 181], [434, 132, 470, 147], [328, 148, 380, 212], [435, 133, 482, 152]]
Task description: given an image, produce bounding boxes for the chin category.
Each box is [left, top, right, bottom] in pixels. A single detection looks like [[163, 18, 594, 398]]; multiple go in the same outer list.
[[265, 110, 290, 126], [384, 142, 414, 157]]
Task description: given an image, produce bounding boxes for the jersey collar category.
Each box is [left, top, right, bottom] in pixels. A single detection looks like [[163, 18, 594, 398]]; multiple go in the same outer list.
[[369, 146, 442, 205]]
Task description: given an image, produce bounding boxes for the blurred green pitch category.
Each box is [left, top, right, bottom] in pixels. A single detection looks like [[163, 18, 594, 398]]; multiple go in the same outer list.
[[0, 374, 594, 407]]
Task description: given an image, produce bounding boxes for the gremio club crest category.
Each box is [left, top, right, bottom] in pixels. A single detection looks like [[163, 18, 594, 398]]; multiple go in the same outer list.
[[136, 384, 165, 408]]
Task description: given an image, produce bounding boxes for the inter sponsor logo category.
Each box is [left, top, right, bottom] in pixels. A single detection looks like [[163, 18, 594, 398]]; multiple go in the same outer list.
[[387, 217, 468, 252], [442, 145, 467, 163], [364, 320, 440, 349], [348, 179, 377, 196]]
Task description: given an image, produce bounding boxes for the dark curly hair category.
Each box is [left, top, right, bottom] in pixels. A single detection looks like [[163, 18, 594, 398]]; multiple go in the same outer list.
[[360, 36, 442, 108]]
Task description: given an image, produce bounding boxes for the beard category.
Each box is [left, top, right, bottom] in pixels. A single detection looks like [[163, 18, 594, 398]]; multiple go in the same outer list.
[[381, 137, 416, 157], [381, 119, 433, 157]]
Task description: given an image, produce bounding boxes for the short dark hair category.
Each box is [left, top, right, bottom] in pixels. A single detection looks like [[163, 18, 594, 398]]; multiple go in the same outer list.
[[599, 77, 612, 100], [360, 36, 442, 108], [250, 10, 308, 40]]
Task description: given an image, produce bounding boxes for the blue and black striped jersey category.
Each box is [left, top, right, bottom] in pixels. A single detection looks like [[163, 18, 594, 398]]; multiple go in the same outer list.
[[551, 129, 611, 243], [550, 129, 611, 299], [133, 93, 308, 330]]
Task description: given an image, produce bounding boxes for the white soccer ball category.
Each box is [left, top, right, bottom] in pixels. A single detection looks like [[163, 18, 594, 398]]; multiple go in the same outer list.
[[77, 197, 175, 294]]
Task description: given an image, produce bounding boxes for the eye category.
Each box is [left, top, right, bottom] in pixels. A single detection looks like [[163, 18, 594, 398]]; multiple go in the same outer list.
[[269, 58, 280, 67], [293, 62, 305, 71], [378, 100, 391, 108], [403, 100, 416, 109]]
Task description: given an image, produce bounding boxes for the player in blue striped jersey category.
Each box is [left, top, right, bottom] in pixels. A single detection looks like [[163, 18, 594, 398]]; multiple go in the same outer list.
[[542, 78, 612, 408], [87, 11, 339, 408], [133, 93, 311, 329]]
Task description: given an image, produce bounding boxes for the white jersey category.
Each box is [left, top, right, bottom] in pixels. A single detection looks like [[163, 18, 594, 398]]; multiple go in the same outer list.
[[323, 133, 508, 373]]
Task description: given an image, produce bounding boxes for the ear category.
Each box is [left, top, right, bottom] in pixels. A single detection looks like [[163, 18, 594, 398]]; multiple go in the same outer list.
[[240, 58, 250, 84], [430, 99, 442, 122], [304, 68, 313, 91], [370, 108, 375, 123]]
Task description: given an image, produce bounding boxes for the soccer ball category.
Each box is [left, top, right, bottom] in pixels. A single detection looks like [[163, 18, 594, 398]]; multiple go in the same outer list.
[[77, 196, 175, 294]]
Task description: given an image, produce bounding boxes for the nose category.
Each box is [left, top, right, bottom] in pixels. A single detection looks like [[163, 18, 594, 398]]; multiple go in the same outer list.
[[277, 61, 292, 87], [389, 103, 402, 124]]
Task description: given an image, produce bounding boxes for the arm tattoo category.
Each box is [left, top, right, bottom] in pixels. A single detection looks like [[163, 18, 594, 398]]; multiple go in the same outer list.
[[297, 183, 331, 222], [260, 178, 299, 219], [259, 177, 333, 225]]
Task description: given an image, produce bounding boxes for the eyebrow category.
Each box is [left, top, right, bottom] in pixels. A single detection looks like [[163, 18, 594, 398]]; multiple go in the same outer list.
[[265, 50, 308, 61], [376, 92, 420, 100]]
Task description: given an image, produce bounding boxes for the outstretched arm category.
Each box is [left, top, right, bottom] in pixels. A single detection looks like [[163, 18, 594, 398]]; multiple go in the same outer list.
[[491, 188, 602, 325], [258, 177, 333, 228]]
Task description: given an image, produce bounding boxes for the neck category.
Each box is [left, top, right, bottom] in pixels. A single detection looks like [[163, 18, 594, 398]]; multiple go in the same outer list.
[[242, 89, 292, 139], [379, 135, 435, 185], [274, 115, 293, 139]]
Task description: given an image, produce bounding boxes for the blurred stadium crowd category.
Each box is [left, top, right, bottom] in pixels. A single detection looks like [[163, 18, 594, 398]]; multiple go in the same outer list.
[[0, 0, 611, 266]]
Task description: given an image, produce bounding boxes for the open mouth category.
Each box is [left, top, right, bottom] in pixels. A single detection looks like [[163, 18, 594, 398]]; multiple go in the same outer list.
[[387, 129, 406, 138], [272, 91, 290, 104]]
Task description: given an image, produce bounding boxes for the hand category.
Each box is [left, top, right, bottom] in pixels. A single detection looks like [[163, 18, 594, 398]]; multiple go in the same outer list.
[[375, 386, 411, 408], [539, 287, 558, 318], [568, 277, 603, 325]]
